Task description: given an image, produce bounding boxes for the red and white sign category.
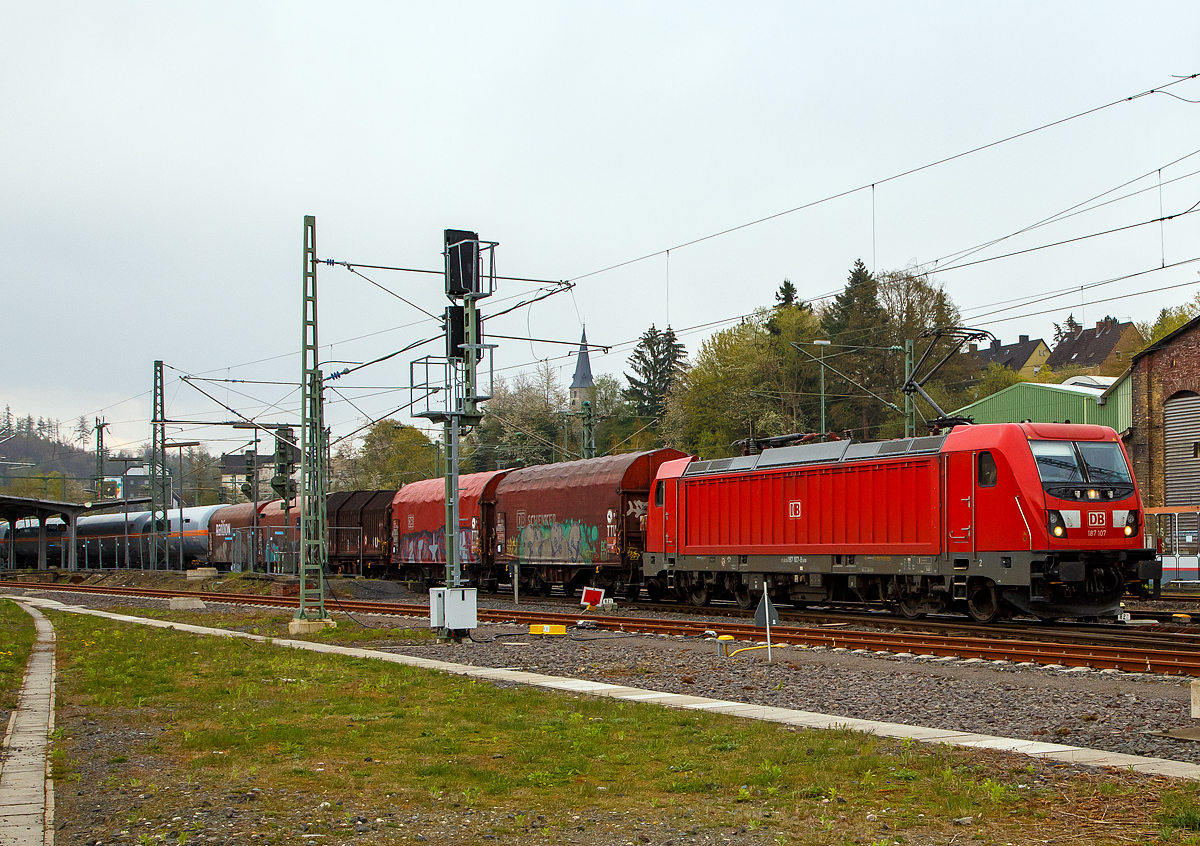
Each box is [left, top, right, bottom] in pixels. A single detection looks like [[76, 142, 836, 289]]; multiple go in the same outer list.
[[788, 501, 802, 519], [581, 587, 605, 607]]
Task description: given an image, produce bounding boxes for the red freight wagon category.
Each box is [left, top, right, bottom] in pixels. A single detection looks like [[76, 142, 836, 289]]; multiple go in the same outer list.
[[645, 424, 1158, 621], [493, 449, 686, 598], [391, 471, 508, 588]]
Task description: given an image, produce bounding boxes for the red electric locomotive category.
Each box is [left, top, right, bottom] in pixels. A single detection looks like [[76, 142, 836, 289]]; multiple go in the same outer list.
[[642, 422, 1160, 621]]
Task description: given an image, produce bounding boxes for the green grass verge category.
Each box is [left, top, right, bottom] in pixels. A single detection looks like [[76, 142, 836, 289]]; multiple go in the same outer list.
[[0, 598, 37, 711], [46, 609, 1188, 844]]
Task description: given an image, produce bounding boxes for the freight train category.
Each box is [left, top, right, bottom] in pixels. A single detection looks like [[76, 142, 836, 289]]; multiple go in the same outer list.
[[0, 422, 1161, 622]]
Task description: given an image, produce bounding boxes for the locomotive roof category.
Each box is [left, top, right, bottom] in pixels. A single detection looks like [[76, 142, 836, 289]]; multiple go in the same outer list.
[[683, 434, 949, 476], [682, 421, 1124, 478]]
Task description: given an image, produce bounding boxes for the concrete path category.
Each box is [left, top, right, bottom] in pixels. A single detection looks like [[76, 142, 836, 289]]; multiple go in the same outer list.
[[0, 602, 55, 846], [15, 596, 1200, 782]]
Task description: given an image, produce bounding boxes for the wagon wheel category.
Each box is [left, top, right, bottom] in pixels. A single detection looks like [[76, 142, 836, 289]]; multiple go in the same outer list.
[[624, 582, 641, 601], [897, 592, 926, 620], [532, 572, 553, 597], [561, 582, 578, 599], [688, 584, 711, 607], [733, 583, 754, 610], [966, 581, 1000, 624]]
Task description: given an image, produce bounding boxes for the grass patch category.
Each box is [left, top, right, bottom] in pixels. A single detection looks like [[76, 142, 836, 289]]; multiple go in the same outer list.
[[114, 605, 437, 645], [1161, 785, 1200, 832], [47, 609, 1176, 844], [0, 598, 37, 711]]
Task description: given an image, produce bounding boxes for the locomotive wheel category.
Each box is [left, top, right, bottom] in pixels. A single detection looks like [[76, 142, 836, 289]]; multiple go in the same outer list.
[[733, 584, 754, 609], [688, 584, 711, 607], [624, 582, 641, 601], [645, 578, 666, 602], [966, 581, 1000, 624], [897, 593, 926, 620]]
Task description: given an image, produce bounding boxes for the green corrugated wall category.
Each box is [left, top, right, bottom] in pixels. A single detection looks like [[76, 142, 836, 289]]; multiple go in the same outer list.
[[952, 380, 1129, 431]]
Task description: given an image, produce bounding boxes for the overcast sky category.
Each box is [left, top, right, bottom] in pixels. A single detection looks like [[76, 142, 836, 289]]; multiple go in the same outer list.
[[4, 2, 1199, 456]]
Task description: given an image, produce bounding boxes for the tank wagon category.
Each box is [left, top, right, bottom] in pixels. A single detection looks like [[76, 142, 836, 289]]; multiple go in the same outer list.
[[9, 505, 226, 570], [643, 422, 1160, 621]]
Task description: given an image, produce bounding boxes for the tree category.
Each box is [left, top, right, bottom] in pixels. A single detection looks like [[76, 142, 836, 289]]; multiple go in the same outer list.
[[1052, 313, 1083, 344], [623, 325, 687, 422], [1136, 290, 1200, 346], [662, 318, 787, 457], [775, 278, 798, 308], [333, 420, 435, 489], [818, 260, 891, 437], [467, 362, 569, 470], [73, 415, 92, 446]]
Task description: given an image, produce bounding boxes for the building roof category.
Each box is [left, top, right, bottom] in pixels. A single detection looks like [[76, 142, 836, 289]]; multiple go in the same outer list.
[[971, 335, 1046, 372], [1045, 318, 1137, 370], [951, 381, 1122, 429], [570, 329, 594, 391]]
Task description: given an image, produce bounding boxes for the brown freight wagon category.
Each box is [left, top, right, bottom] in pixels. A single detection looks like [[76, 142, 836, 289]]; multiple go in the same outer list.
[[328, 490, 397, 575], [492, 449, 686, 598]]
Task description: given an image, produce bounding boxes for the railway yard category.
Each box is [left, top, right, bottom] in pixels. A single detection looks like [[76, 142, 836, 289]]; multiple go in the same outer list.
[[6, 572, 1200, 845]]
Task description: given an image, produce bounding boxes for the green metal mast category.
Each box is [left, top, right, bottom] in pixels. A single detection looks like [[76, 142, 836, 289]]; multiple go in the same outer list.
[[94, 417, 107, 499], [905, 339, 916, 438], [297, 215, 330, 624], [581, 400, 596, 459], [149, 361, 169, 569]]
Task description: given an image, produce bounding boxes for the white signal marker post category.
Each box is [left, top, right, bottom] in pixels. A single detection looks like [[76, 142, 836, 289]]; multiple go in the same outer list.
[[754, 591, 780, 661]]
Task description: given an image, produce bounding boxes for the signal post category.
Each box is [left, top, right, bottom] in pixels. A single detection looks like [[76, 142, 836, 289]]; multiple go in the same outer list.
[[413, 229, 497, 641]]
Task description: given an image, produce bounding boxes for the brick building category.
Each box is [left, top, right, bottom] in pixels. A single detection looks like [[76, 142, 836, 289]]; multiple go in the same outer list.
[[1129, 314, 1200, 508]]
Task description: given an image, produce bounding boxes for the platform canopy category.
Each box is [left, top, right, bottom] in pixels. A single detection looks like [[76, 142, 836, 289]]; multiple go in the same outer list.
[[0, 495, 143, 571]]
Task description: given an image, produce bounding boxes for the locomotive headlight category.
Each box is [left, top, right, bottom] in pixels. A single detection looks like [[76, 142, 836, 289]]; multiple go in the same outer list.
[[1087, 489, 1100, 500], [1124, 511, 1138, 537], [1048, 510, 1066, 538]]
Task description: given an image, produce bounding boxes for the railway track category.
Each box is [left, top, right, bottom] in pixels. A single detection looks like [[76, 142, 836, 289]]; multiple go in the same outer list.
[[5, 580, 1200, 676]]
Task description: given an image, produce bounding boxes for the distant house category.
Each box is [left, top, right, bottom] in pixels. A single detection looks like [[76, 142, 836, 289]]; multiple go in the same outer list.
[[1045, 318, 1143, 376], [969, 334, 1050, 377]]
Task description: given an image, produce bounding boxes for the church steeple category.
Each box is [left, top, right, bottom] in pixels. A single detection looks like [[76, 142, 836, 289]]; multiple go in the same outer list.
[[569, 329, 593, 412]]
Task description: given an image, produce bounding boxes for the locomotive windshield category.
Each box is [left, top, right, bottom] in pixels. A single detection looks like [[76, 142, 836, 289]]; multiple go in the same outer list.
[[1028, 440, 1133, 485]]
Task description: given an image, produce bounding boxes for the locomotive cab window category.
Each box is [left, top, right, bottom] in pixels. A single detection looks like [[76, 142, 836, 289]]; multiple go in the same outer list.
[[654, 481, 664, 507], [977, 451, 997, 487]]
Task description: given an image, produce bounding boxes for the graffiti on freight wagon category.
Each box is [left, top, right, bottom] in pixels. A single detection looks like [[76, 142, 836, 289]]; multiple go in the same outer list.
[[398, 528, 482, 565], [508, 519, 600, 564]]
